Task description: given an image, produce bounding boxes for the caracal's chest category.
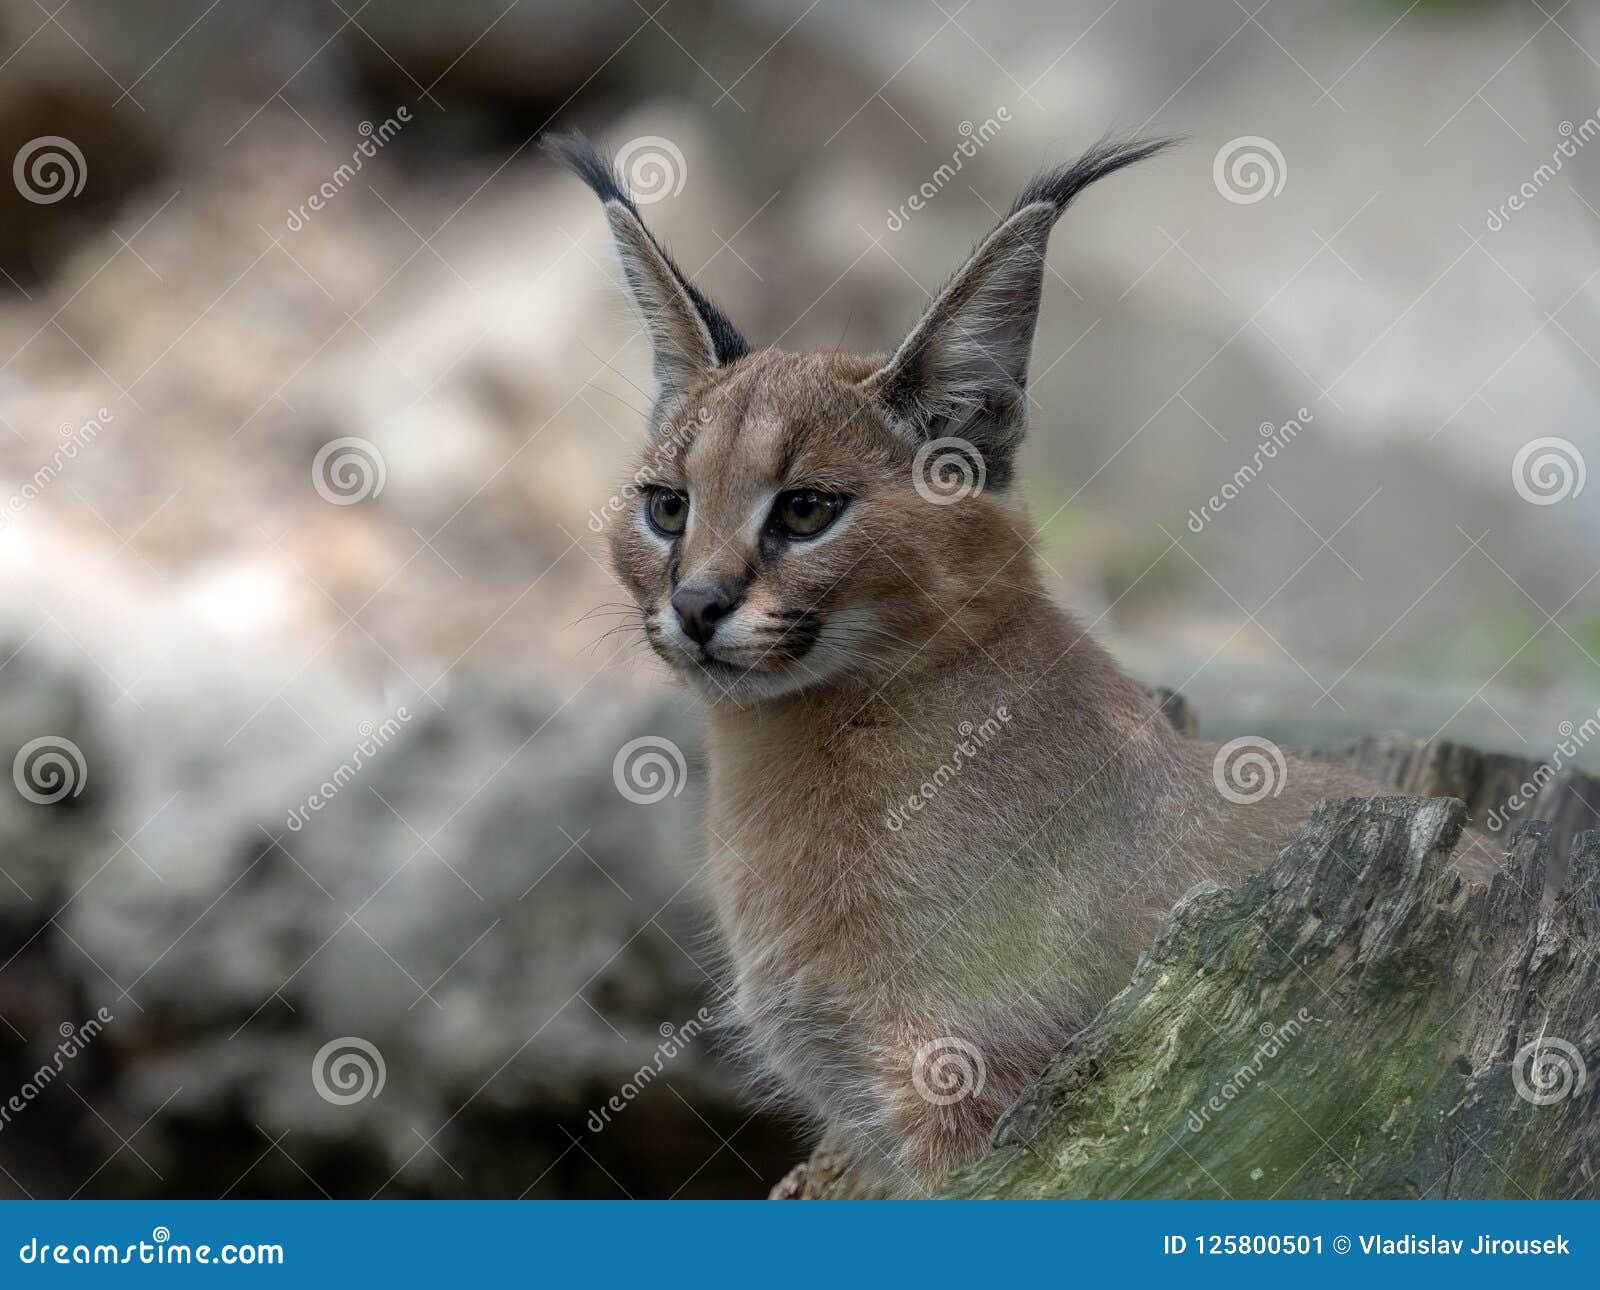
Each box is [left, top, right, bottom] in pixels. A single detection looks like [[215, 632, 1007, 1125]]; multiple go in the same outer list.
[[704, 790, 931, 1102]]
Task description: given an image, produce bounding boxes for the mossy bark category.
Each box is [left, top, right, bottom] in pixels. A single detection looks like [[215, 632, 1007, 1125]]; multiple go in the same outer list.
[[946, 798, 1598, 1199]]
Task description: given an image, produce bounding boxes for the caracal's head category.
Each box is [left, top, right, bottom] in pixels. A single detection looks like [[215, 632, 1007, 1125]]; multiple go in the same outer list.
[[547, 131, 1171, 706]]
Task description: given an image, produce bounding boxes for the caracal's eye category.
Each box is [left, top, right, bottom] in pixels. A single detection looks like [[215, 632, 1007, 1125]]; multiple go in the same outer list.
[[646, 488, 689, 536], [774, 490, 844, 539]]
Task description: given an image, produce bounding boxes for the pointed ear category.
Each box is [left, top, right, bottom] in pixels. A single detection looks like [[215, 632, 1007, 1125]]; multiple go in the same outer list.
[[861, 136, 1174, 488], [543, 131, 750, 435]]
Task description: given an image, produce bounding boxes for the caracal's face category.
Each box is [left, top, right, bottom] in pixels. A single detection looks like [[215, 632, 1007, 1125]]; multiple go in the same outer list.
[[607, 349, 1019, 705], [556, 129, 1170, 707]]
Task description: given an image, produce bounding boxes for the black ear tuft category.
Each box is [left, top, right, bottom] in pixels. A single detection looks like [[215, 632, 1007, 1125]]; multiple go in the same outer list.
[[541, 130, 750, 367], [1007, 135, 1180, 219], [860, 134, 1176, 480], [542, 129, 632, 210]]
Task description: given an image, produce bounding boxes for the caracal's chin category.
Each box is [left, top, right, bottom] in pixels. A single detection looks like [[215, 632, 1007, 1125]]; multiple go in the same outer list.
[[676, 651, 850, 704]]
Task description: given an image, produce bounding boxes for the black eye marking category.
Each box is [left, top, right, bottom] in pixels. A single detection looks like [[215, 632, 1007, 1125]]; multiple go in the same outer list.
[[751, 608, 821, 658]]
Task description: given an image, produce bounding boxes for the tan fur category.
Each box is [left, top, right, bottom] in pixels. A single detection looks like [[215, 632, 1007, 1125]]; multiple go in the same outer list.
[[569, 137, 1501, 1195]]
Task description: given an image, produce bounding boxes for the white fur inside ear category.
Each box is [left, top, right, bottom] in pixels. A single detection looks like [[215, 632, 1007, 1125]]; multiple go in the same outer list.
[[860, 201, 1057, 438], [603, 200, 719, 409]]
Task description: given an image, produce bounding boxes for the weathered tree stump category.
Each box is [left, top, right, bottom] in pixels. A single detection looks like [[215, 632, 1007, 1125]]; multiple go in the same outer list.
[[949, 798, 1597, 1198], [773, 729, 1600, 1199], [1315, 733, 1600, 893]]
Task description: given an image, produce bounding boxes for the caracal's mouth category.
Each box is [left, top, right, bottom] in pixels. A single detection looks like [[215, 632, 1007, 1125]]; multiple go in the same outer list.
[[643, 604, 839, 700]]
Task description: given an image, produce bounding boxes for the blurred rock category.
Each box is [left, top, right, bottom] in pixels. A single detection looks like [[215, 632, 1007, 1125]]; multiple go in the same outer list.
[[0, 616, 799, 1197]]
